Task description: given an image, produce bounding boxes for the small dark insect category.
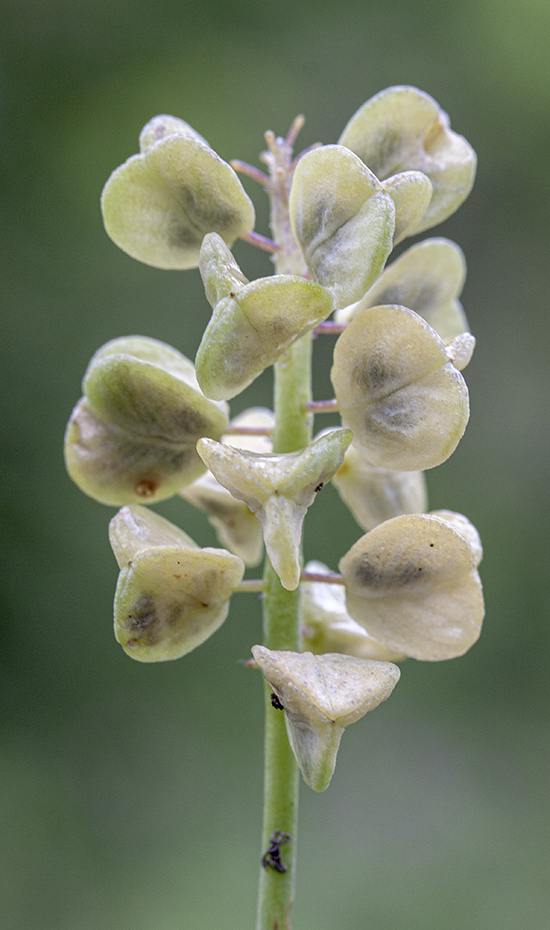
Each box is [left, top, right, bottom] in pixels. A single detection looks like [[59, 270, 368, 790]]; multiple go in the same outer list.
[[314, 482, 324, 492], [270, 692, 284, 710], [261, 830, 291, 874]]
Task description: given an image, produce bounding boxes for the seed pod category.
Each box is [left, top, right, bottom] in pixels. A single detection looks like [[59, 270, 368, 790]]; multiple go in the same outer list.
[[339, 513, 484, 661], [180, 408, 275, 565], [332, 443, 427, 531], [196, 234, 333, 401], [101, 118, 255, 269], [65, 336, 228, 506], [339, 86, 476, 233], [110, 505, 244, 662], [197, 429, 353, 590], [301, 561, 405, 661], [252, 646, 400, 791], [331, 305, 469, 470], [336, 238, 469, 341], [289, 145, 395, 309]]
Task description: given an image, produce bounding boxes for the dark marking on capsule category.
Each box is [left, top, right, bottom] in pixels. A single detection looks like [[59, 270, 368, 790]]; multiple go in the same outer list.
[[354, 555, 427, 590], [314, 482, 324, 493], [135, 478, 158, 498]]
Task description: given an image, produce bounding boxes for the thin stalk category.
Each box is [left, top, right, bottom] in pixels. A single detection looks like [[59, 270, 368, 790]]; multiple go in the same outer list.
[[256, 119, 312, 930]]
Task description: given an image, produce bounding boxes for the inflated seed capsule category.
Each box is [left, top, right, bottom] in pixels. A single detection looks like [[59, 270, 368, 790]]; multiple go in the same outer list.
[[64, 336, 228, 506], [101, 117, 255, 269], [301, 561, 405, 661], [196, 234, 333, 401], [252, 646, 400, 791], [110, 505, 244, 662], [197, 429, 353, 591], [339, 513, 484, 661], [339, 85, 476, 234], [331, 305, 469, 471], [289, 145, 396, 309], [180, 408, 275, 566]]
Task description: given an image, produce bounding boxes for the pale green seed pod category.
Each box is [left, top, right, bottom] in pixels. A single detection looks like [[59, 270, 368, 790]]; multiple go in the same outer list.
[[339, 86, 476, 234], [332, 442, 427, 531], [335, 238, 469, 340], [301, 562, 405, 661], [101, 119, 255, 269], [110, 505, 245, 662], [65, 336, 228, 506], [289, 145, 396, 309], [180, 408, 275, 565], [339, 513, 484, 661], [445, 332, 476, 371], [197, 429, 353, 590], [331, 305, 469, 470], [252, 646, 400, 791], [196, 234, 333, 400]]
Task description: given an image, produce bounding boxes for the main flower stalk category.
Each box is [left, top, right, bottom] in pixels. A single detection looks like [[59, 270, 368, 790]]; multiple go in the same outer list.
[[256, 123, 312, 930]]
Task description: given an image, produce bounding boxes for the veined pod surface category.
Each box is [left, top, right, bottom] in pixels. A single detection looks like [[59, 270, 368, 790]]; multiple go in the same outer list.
[[101, 119, 255, 269], [331, 305, 469, 470], [339, 86, 476, 233], [65, 336, 228, 506], [110, 505, 244, 662], [339, 513, 484, 661], [252, 646, 400, 791], [197, 429, 353, 590]]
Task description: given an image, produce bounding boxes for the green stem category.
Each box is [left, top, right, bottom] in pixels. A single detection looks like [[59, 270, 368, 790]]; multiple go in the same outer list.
[[256, 119, 312, 930]]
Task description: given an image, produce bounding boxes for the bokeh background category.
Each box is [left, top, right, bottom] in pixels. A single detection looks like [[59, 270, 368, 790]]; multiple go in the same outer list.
[[2, 1, 549, 927]]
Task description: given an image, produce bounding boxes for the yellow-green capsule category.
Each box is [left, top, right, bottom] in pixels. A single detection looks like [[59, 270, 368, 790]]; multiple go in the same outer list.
[[101, 118, 255, 269], [196, 234, 333, 401], [65, 336, 228, 506], [197, 429, 353, 590], [110, 505, 244, 662], [339, 86, 476, 234]]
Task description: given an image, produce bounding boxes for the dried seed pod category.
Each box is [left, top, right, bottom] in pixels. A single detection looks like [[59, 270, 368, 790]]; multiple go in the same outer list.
[[332, 442, 427, 531], [65, 336, 228, 506], [197, 429, 353, 590], [331, 305, 469, 470], [301, 561, 405, 661], [110, 505, 244, 662], [336, 238, 469, 341], [101, 119, 255, 269], [252, 646, 400, 791], [340, 513, 484, 661], [339, 86, 476, 233], [196, 234, 332, 400]]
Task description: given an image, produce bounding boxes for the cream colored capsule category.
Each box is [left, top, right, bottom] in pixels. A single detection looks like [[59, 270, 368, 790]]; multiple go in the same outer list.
[[339, 86, 476, 233], [197, 429, 353, 590], [289, 144, 395, 309], [331, 305, 469, 471], [339, 513, 484, 661], [301, 561, 405, 661], [332, 443, 427, 531], [252, 646, 400, 791]]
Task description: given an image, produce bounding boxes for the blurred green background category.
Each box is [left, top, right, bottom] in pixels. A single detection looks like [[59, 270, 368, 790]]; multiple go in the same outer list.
[[2, 0, 549, 927]]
